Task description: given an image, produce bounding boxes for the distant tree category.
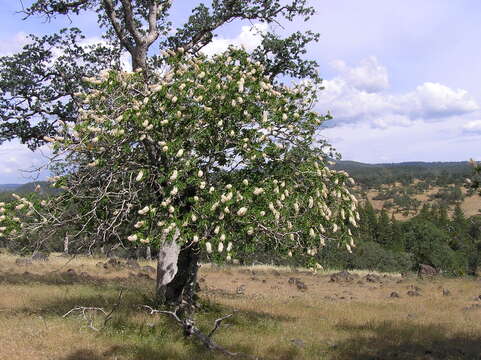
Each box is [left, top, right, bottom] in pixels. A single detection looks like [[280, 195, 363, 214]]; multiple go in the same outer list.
[[389, 214, 404, 252], [376, 209, 391, 247]]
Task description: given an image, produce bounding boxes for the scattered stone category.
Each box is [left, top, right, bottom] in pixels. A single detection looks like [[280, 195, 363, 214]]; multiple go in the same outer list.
[[407, 285, 422, 292], [390, 291, 400, 298], [442, 288, 451, 296], [31, 252, 49, 261], [141, 265, 156, 274], [126, 258, 140, 270], [137, 272, 151, 280], [364, 273, 381, 283], [15, 258, 32, 266], [103, 258, 124, 269], [418, 264, 438, 279], [463, 303, 481, 311], [290, 338, 305, 348], [236, 285, 246, 295], [407, 290, 421, 297], [330, 271, 356, 283], [288, 277, 307, 291], [296, 280, 307, 291]]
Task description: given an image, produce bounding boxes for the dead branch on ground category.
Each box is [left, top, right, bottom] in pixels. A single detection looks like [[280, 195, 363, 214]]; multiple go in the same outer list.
[[142, 305, 258, 359]]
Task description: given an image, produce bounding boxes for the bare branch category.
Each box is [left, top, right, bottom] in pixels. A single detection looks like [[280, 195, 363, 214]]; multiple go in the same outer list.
[[143, 306, 258, 359]]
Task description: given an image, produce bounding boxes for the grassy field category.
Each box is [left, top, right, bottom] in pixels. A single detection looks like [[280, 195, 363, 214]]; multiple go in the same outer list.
[[1, 253, 481, 360]]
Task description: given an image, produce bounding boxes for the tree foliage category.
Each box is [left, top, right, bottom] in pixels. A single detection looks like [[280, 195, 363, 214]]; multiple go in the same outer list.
[[0, 48, 359, 268], [1, 0, 320, 149]]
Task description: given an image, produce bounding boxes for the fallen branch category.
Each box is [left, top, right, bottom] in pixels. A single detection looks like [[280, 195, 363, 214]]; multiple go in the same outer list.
[[142, 305, 258, 359], [63, 289, 124, 331], [63, 306, 107, 331]]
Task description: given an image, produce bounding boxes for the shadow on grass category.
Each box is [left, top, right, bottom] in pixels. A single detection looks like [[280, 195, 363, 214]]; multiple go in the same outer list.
[[0, 269, 154, 287], [61, 341, 301, 360], [330, 320, 481, 360]]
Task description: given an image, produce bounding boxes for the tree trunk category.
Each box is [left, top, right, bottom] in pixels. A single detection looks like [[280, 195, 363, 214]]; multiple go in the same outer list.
[[155, 241, 200, 311], [63, 235, 69, 255], [155, 241, 181, 301]]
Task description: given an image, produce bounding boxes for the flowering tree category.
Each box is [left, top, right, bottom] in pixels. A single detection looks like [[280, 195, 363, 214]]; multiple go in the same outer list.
[[0, 48, 359, 308]]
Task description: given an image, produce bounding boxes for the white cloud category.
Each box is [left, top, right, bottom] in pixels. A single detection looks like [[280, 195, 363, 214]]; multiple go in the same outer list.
[[201, 23, 268, 57], [463, 120, 481, 134], [317, 57, 479, 128], [0, 141, 50, 183], [0, 32, 29, 56], [322, 117, 481, 163], [330, 56, 389, 93], [405, 82, 479, 118]]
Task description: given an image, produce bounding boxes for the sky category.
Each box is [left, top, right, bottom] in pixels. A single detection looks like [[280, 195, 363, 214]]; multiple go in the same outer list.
[[0, 0, 480, 183]]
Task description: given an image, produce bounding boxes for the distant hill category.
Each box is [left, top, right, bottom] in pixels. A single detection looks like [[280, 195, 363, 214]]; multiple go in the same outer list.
[[0, 181, 59, 197], [0, 184, 21, 192], [333, 160, 471, 188]]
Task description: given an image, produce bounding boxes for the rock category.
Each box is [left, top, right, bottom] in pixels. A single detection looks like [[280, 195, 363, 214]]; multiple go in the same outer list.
[[364, 273, 381, 283], [418, 264, 438, 279], [103, 258, 124, 269], [66, 268, 77, 275], [137, 272, 152, 280], [126, 258, 140, 269], [236, 285, 246, 295], [442, 288, 451, 296], [15, 258, 32, 266], [290, 339, 305, 348], [407, 290, 421, 297], [141, 265, 156, 274], [463, 303, 481, 311], [296, 280, 308, 291], [390, 291, 400, 298], [288, 277, 307, 291], [330, 271, 356, 283], [31, 252, 49, 261], [407, 285, 422, 292], [95, 262, 104, 267]]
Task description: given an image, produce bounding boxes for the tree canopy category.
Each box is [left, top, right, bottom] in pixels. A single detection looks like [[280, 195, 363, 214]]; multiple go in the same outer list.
[[0, 48, 359, 266], [1, 0, 320, 149]]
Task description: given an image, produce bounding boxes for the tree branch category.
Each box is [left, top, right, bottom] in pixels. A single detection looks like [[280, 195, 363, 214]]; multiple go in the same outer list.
[[142, 305, 258, 359]]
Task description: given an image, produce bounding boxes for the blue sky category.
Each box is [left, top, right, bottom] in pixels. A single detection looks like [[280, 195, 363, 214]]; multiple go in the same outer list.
[[1, 0, 481, 183]]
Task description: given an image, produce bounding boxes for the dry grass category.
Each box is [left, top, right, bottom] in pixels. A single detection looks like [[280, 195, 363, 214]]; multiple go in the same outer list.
[[1, 252, 481, 359]]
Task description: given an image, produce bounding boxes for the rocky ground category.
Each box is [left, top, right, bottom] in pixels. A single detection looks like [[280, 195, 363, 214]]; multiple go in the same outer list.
[[1, 253, 481, 359]]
